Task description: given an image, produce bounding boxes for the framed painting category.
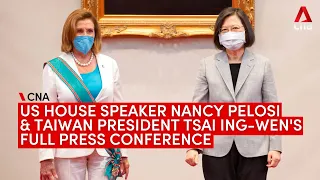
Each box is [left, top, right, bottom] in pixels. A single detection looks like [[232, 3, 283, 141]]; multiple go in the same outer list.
[[81, 0, 254, 38]]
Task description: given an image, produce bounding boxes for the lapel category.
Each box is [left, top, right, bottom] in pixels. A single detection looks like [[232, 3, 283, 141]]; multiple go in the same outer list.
[[59, 52, 107, 102], [215, 49, 255, 100], [60, 52, 82, 78], [215, 51, 236, 101], [234, 49, 255, 95], [95, 54, 107, 101]]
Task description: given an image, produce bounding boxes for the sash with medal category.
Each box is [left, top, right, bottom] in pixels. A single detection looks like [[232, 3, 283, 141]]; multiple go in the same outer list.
[[44, 57, 123, 180]]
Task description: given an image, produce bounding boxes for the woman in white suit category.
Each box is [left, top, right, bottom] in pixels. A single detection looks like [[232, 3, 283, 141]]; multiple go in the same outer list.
[[40, 9, 129, 180]]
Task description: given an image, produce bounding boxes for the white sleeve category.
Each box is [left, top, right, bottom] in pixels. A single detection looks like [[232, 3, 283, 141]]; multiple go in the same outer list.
[[111, 59, 128, 157], [39, 64, 57, 162], [112, 59, 123, 102], [42, 64, 58, 102]]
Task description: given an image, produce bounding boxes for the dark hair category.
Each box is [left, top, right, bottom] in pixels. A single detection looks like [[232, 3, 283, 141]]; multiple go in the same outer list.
[[213, 7, 255, 50]]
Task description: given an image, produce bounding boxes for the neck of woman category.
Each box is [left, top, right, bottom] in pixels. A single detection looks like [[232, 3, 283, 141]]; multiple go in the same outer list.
[[72, 49, 92, 63], [226, 47, 245, 63]]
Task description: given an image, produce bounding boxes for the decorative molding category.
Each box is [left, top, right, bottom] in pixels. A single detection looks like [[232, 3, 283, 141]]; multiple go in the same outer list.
[[238, 0, 255, 27], [209, 24, 215, 32], [81, 0, 255, 38], [101, 26, 127, 37], [82, 0, 97, 17], [150, 23, 188, 39]]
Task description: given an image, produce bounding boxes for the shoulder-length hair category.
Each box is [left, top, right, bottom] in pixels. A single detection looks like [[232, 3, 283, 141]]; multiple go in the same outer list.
[[213, 7, 255, 50], [61, 9, 102, 54]]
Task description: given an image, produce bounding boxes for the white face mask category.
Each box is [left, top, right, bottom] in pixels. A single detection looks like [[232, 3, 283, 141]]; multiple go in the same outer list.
[[218, 31, 246, 50]]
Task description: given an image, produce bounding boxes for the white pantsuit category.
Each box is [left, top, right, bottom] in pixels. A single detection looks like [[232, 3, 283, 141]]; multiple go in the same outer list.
[[54, 150, 109, 180], [41, 52, 128, 179]]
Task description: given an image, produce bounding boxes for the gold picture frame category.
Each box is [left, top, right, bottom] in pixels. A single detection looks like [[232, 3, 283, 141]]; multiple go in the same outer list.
[[81, 0, 254, 39]]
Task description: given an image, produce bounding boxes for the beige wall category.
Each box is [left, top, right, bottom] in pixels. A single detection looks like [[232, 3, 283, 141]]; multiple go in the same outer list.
[[1, 0, 319, 179]]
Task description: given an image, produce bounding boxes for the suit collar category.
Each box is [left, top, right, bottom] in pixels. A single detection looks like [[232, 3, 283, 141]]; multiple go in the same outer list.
[[59, 52, 106, 101], [234, 49, 255, 95], [215, 48, 254, 62], [215, 52, 235, 100], [60, 52, 81, 77], [215, 48, 256, 99]]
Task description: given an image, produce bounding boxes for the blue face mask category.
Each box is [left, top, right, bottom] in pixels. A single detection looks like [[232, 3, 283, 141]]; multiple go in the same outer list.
[[73, 36, 94, 55]]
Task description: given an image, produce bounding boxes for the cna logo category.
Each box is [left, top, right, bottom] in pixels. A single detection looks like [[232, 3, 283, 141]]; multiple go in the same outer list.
[[19, 92, 49, 101], [294, 6, 312, 31]]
